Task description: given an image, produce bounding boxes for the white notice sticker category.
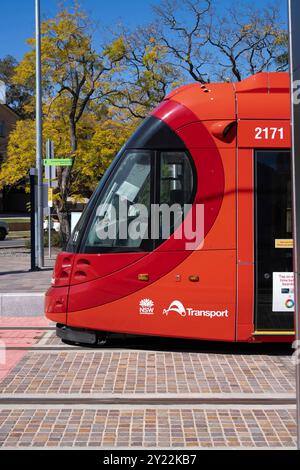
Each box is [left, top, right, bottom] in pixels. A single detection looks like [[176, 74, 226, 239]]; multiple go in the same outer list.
[[272, 272, 295, 312]]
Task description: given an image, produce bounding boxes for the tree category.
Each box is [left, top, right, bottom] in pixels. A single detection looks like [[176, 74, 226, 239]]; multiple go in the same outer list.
[[0, 6, 181, 246], [1, 0, 289, 248], [0, 120, 36, 189], [207, 2, 289, 82], [75, 115, 136, 193], [13, 8, 126, 244], [0, 106, 136, 202], [154, 0, 212, 83], [107, 26, 182, 118], [0, 55, 32, 117], [274, 31, 289, 71], [154, 0, 288, 83]]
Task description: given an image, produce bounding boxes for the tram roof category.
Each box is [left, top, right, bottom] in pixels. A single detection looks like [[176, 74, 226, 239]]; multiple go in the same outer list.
[[161, 72, 290, 121]]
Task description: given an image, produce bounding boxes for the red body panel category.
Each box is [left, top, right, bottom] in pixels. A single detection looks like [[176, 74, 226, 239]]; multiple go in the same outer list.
[[236, 149, 255, 342], [67, 250, 236, 342], [238, 121, 291, 149], [70, 253, 146, 286], [45, 286, 69, 324], [45, 72, 295, 343]]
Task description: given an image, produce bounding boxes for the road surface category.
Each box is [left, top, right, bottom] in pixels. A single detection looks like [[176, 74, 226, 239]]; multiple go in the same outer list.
[[0, 239, 26, 249]]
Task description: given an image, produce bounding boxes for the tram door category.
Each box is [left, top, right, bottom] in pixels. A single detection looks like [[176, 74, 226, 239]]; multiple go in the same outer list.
[[255, 149, 295, 332]]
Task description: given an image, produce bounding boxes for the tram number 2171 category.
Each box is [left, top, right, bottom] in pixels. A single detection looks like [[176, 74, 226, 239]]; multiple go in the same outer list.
[[255, 127, 284, 140]]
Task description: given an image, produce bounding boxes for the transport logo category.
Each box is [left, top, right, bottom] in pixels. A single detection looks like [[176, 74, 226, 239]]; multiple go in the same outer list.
[[139, 299, 155, 315], [163, 300, 229, 319], [163, 301, 187, 317]]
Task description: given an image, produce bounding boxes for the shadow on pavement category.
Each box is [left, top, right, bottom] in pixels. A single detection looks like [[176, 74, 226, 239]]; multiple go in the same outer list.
[[64, 333, 294, 356]]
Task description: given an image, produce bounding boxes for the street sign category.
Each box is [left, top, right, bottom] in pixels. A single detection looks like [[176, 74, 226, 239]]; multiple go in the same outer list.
[[44, 159, 73, 167], [48, 188, 53, 208]]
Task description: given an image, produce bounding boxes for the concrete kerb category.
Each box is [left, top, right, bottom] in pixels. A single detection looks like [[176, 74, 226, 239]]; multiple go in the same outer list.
[[0, 293, 45, 317]]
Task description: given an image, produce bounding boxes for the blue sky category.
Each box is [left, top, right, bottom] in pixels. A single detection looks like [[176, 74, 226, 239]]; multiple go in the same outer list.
[[0, 0, 288, 61]]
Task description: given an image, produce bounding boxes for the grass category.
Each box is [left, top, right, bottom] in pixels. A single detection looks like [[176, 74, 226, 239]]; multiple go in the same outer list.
[[7, 231, 31, 239]]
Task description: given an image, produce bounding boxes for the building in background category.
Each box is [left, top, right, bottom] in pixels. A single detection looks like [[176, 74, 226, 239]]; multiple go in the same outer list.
[[0, 82, 29, 214]]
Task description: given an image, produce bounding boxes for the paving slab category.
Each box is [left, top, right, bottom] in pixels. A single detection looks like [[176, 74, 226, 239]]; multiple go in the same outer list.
[[0, 317, 51, 328], [0, 319, 50, 381], [0, 294, 45, 317], [0, 249, 56, 294], [0, 349, 295, 396], [0, 250, 55, 316], [0, 407, 296, 449], [0, 319, 297, 450]]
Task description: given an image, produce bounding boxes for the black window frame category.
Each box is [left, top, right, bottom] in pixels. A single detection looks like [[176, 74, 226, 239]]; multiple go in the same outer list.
[[76, 148, 196, 254], [154, 149, 197, 250], [67, 115, 198, 254], [79, 149, 155, 254], [254, 148, 294, 332]]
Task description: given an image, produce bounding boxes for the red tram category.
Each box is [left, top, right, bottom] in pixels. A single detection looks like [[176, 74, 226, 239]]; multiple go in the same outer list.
[[46, 72, 295, 344]]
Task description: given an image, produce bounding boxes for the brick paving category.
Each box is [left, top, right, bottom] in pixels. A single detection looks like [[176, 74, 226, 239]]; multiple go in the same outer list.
[[39, 332, 61, 345], [0, 318, 297, 449], [0, 319, 51, 381], [0, 330, 45, 347], [0, 353, 29, 383], [0, 407, 296, 448], [0, 350, 295, 395]]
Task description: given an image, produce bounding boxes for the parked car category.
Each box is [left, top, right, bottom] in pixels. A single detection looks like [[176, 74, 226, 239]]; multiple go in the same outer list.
[[0, 221, 9, 241]]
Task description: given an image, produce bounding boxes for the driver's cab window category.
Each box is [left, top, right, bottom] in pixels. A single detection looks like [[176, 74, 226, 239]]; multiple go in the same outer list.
[[83, 151, 152, 253], [82, 149, 195, 254], [160, 152, 194, 205], [158, 151, 194, 242]]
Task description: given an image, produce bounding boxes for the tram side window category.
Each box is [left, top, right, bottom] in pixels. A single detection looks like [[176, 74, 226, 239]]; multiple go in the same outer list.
[[159, 151, 194, 240], [82, 151, 152, 253]]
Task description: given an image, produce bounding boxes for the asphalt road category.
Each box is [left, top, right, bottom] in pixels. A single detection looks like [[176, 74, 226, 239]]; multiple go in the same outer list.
[[0, 239, 26, 249]]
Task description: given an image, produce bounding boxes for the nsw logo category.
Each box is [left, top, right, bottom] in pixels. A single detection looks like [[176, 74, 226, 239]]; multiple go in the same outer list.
[[139, 299, 155, 315]]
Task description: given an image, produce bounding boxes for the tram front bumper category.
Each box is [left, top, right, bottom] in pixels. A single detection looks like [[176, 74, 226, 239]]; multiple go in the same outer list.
[[56, 324, 97, 345]]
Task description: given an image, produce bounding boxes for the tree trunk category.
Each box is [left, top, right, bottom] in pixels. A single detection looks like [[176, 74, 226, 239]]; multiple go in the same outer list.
[[55, 116, 77, 249]]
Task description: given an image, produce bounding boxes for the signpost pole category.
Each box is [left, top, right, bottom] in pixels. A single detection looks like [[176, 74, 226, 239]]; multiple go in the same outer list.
[[35, 0, 44, 268], [288, 0, 300, 450], [48, 197, 51, 259], [46, 140, 54, 259], [29, 169, 37, 272]]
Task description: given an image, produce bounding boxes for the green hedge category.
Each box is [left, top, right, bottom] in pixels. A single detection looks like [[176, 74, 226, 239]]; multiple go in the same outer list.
[[25, 231, 62, 249]]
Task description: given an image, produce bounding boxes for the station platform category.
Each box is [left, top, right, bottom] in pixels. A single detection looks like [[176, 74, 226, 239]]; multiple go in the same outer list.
[[0, 249, 56, 316], [0, 323, 297, 449]]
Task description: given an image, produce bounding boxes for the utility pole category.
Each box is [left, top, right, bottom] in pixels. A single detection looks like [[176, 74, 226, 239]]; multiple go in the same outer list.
[[288, 0, 300, 450], [29, 168, 37, 272], [35, 0, 44, 268], [45, 140, 56, 259]]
